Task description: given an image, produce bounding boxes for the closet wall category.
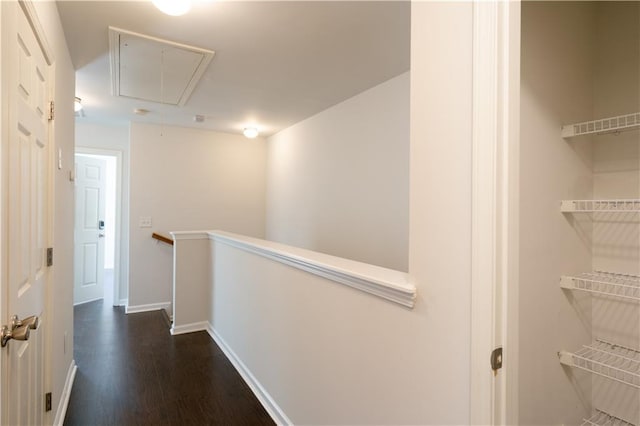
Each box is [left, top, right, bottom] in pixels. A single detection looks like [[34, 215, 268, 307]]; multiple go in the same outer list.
[[520, 2, 639, 425], [591, 3, 640, 423]]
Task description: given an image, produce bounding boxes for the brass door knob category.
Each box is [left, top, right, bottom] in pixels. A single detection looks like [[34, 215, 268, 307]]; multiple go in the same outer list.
[[1, 324, 30, 347], [11, 314, 39, 330]]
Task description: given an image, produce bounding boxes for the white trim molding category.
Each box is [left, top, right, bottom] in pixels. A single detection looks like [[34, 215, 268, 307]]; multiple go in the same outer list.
[[171, 230, 416, 307], [470, 1, 519, 425], [53, 360, 77, 426], [211, 231, 416, 308], [125, 301, 171, 314], [171, 231, 211, 241], [503, 2, 521, 425], [73, 296, 103, 306], [470, 1, 499, 424], [167, 319, 292, 425], [170, 321, 209, 336], [208, 325, 292, 426]]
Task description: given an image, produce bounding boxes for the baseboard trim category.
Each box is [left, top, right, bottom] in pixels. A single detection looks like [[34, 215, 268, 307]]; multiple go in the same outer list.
[[207, 324, 292, 426], [118, 298, 128, 307], [170, 321, 208, 335], [125, 302, 171, 314], [73, 296, 103, 306], [53, 359, 77, 426], [160, 309, 172, 328]]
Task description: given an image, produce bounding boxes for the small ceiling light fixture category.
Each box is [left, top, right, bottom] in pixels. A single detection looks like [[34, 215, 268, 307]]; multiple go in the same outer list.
[[243, 127, 259, 139], [152, 0, 192, 16], [74, 97, 83, 112], [134, 108, 149, 116]]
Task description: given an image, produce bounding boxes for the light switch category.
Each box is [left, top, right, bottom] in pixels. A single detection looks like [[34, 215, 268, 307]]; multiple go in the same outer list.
[[139, 216, 152, 228]]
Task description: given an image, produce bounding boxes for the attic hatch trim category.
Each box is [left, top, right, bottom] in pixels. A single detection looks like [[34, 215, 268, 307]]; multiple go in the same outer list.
[[108, 26, 215, 107]]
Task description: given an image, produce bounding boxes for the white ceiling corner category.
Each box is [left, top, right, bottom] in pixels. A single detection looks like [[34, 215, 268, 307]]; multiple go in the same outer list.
[[108, 26, 214, 106]]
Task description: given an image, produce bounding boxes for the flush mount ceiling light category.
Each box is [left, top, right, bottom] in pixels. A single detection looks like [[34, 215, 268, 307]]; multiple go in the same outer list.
[[152, 0, 192, 16], [243, 127, 259, 139], [74, 97, 83, 112]]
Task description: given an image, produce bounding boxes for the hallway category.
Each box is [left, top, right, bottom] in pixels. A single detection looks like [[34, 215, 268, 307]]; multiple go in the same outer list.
[[64, 301, 274, 425]]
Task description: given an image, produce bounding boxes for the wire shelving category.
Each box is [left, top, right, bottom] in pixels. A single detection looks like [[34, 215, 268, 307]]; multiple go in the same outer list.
[[562, 112, 640, 138], [560, 199, 640, 213], [559, 340, 640, 389], [560, 272, 640, 302]]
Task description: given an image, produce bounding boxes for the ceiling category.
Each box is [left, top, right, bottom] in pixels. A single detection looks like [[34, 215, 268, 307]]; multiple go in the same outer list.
[[56, 1, 410, 137]]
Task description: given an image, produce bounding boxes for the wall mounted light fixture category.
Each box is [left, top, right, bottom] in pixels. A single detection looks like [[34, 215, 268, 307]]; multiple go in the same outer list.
[[74, 97, 83, 112]]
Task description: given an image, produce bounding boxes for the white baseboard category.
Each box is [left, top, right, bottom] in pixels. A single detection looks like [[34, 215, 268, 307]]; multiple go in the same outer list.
[[207, 324, 292, 426], [125, 301, 171, 314], [118, 298, 128, 307], [73, 296, 103, 306], [170, 321, 209, 335], [53, 360, 77, 426]]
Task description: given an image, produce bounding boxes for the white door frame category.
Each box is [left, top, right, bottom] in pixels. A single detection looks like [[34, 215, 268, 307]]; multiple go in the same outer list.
[[75, 147, 124, 307], [469, 1, 520, 424]]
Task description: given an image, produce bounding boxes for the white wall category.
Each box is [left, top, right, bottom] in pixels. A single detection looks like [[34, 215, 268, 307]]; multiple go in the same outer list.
[[209, 238, 423, 424], [591, 3, 640, 423], [519, 3, 596, 424], [129, 122, 266, 312], [407, 2, 473, 423], [76, 122, 130, 305], [32, 1, 76, 423], [266, 72, 409, 272], [169, 5, 475, 423], [172, 235, 211, 331], [171, 3, 473, 424]]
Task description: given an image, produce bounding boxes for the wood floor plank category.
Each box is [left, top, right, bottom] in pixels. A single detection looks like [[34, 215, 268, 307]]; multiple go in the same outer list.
[[64, 300, 275, 426]]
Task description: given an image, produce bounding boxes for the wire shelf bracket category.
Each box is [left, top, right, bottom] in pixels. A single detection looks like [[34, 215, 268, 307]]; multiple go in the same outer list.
[[559, 340, 640, 389], [561, 199, 640, 213], [562, 112, 640, 138], [582, 409, 637, 426], [560, 272, 640, 302]]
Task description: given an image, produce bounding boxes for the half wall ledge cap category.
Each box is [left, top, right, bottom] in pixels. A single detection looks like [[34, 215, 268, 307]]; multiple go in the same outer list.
[[171, 231, 211, 240], [210, 230, 417, 309]]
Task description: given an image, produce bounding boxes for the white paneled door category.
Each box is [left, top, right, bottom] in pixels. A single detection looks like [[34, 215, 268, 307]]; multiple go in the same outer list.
[[74, 155, 107, 305], [1, 1, 53, 425]]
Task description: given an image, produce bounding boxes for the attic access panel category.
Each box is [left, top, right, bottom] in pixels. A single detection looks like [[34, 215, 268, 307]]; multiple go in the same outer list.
[[108, 27, 214, 106]]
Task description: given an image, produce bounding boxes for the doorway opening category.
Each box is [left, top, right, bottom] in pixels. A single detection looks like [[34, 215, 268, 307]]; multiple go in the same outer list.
[[74, 149, 122, 307]]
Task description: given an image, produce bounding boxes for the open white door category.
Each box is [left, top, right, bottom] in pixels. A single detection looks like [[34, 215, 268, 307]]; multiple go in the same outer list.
[[0, 1, 53, 424], [74, 155, 107, 305]]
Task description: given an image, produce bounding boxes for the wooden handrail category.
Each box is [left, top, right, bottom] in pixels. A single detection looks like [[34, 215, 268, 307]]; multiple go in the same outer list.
[[152, 232, 174, 246]]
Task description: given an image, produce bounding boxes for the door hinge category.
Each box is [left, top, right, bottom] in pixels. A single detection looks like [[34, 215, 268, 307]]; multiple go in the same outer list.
[[491, 347, 503, 375], [48, 101, 54, 121], [45, 392, 52, 412], [46, 248, 53, 267]]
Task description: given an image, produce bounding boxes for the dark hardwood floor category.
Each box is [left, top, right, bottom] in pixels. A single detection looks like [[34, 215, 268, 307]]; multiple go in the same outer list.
[[64, 300, 274, 426]]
